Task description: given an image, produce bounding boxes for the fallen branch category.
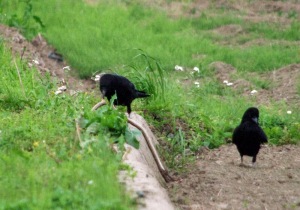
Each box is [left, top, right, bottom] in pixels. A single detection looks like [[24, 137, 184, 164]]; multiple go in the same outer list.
[[75, 118, 83, 147], [45, 144, 61, 165], [91, 101, 174, 182], [13, 58, 26, 99], [127, 117, 174, 182], [91, 99, 106, 111]]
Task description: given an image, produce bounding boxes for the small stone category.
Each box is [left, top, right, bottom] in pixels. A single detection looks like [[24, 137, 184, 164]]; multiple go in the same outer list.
[[136, 191, 145, 198]]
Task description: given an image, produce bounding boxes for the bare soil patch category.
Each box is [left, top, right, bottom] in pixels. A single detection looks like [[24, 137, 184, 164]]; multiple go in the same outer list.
[[212, 24, 243, 37], [168, 144, 300, 210], [0, 24, 95, 93], [258, 64, 300, 104], [211, 61, 300, 105]]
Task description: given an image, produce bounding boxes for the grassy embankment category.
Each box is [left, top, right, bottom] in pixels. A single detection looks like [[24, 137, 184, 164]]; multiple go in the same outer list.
[[0, 41, 135, 208]]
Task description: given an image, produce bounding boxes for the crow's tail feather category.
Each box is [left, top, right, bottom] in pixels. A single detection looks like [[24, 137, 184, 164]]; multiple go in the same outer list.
[[136, 90, 150, 98]]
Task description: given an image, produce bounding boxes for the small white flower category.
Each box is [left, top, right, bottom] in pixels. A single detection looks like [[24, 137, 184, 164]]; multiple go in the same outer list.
[[88, 180, 94, 185], [58, 85, 67, 91], [63, 66, 71, 71], [226, 82, 233, 86], [250, 90, 258, 95], [94, 75, 101, 81], [193, 67, 200, 73], [287, 110, 292, 114], [223, 80, 228, 84], [55, 90, 63, 95], [32, 59, 39, 65], [92, 74, 102, 82], [174, 65, 184, 71], [194, 81, 200, 88]]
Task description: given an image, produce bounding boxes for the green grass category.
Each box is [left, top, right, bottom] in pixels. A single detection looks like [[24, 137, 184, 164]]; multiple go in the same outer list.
[[0, 42, 134, 209], [246, 20, 300, 41], [1, 0, 300, 78]]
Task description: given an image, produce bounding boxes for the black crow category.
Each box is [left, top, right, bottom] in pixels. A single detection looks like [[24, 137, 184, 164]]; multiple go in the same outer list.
[[232, 107, 268, 166], [92, 73, 150, 115]]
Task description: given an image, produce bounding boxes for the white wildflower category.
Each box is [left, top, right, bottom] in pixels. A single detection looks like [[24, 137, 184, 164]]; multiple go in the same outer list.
[[194, 81, 200, 88], [250, 90, 258, 95], [94, 74, 101, 81], [88, 180, 94, 185], [55, 90, 63, 95], [32, 59, 39, 65], [58, 85, 67, 91], [226, 82, 233, 86], [223, 80, 228, 84], [287, 110, 292, 114], [174, 65, 184, 71], [63, 66, 71, 71], [91, 74, 102, 82], [193, 66, 200, 73]]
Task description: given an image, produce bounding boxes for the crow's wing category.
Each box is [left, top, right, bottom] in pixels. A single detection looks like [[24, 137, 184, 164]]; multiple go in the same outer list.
[[232, 122, 267, 144], [257, 126, 268, 143], [232, 125, 241, 144]]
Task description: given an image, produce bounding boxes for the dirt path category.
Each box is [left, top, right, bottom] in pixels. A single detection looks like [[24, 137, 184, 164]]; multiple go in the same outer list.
[[168, 144, 300, 210]]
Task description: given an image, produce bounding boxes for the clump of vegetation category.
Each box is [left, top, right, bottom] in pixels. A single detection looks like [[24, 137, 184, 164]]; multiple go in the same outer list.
[[1, 0, 44, 39], [78, 98, 141, 151], [261, 110, 300, 145]]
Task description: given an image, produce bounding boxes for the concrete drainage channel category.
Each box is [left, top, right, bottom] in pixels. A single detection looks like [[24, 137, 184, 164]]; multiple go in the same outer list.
[[119, 113, 175, 210]]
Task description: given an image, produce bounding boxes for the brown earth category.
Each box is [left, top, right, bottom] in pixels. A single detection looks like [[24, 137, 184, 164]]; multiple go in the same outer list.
[[175, 60, 300, 209], [168, 144, 300, 210], [211, 61, 300, 105], [0, 24, 95, 94], [1, 1, 300, 209]]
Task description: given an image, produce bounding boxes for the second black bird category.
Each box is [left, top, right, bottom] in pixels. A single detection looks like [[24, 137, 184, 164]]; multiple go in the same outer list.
[[232, 107, 268, 166], [99, 73, 150, 115]]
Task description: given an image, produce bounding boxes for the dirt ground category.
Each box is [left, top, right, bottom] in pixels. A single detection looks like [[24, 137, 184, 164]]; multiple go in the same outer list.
[[0, 24, 95, 93], [1, 0, 300, 208], [168, 144, 300, 210]]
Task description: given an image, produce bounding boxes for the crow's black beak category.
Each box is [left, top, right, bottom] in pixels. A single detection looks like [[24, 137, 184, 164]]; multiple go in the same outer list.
[[252, 117, 258, 124]]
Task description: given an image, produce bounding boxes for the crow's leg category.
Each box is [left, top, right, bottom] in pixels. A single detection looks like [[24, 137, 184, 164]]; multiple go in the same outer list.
[[239, 155, 244, 166], [252, 155, 257, 167], [126, 105, 132, 118]]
